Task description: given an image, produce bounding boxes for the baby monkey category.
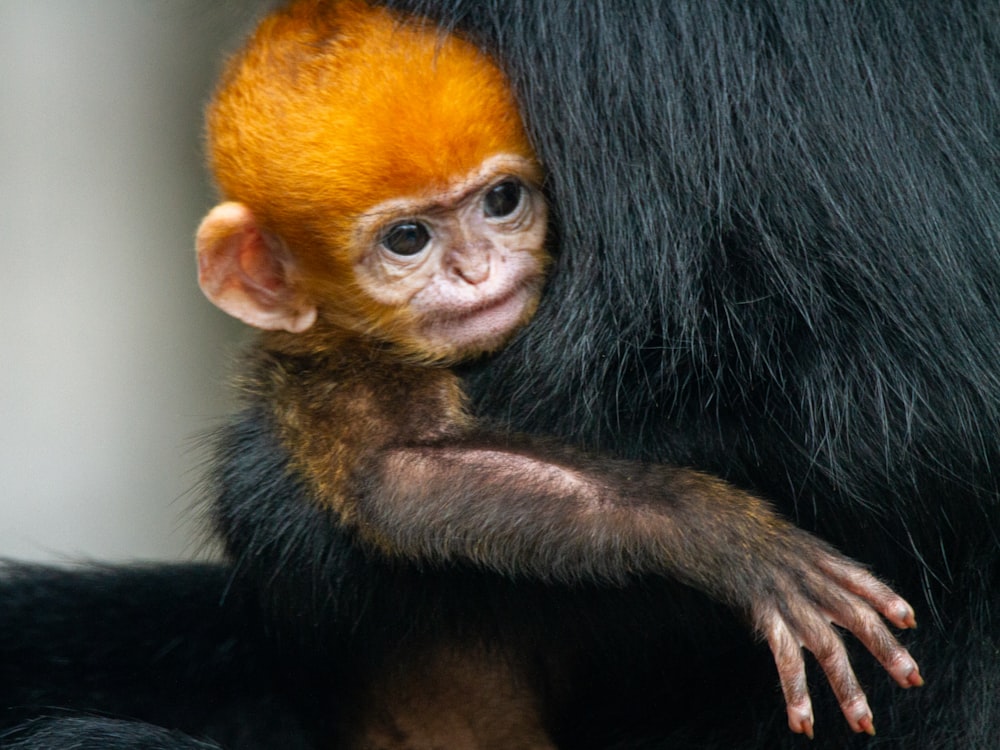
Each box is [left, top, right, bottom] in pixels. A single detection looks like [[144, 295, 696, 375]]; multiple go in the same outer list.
[[197, 0, 922, 744]]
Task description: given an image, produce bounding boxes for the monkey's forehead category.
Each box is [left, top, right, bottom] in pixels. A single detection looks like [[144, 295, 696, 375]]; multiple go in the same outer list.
[[207, 0, 536, 217]]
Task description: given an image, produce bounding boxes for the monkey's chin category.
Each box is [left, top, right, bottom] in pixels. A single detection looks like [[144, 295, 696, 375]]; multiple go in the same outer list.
[[424, 286, 538, 360]]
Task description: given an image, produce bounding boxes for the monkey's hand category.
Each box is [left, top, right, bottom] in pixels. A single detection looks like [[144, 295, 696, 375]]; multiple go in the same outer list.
[[745, 529, 922, 739], [352, 436, 921, 737]]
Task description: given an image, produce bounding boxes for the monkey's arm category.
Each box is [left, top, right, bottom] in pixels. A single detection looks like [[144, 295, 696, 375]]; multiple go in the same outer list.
[[353, 435, 922, 738]]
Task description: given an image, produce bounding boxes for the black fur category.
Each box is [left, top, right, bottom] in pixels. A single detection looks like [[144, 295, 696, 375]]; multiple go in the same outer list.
[[3, 0, 999, 747], [0, 564, 322, 749], [427, 0, 1000, 743], [2, 717, 221, 750]]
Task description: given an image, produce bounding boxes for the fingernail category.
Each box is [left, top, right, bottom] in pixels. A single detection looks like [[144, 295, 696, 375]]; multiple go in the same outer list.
[[803, 719, 814, 740], [897, 603, 917, 628], [858, 715, 876, 736]]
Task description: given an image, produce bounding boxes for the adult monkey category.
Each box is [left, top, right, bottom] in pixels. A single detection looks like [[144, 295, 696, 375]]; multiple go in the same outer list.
[[1, 1, 998, 749]]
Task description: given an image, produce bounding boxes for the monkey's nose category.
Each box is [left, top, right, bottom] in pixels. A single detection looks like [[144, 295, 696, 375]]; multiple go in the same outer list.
[[449, 248, 491, 285]]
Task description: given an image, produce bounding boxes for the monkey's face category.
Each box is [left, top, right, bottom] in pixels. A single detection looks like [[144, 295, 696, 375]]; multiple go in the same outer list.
[[195, 152, 547, 362], [351, 154, 549, 362]]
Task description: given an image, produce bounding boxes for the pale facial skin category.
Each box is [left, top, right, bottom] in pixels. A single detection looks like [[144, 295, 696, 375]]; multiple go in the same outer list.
[[352, 154, 549, 359]]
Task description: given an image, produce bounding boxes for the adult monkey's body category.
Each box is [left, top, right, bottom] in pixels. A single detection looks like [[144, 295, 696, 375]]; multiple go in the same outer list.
[[0, 1, 997, 749]]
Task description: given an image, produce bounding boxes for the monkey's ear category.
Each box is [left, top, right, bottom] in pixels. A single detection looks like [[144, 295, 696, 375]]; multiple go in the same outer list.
[[196, 202, 317, 333]]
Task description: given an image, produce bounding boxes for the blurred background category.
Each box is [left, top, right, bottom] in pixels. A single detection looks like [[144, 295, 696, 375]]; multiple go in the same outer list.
[[0, 3, 265, 561]]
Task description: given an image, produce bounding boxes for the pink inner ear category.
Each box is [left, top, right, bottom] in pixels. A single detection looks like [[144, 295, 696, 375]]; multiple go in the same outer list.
[[238, 228, 285, 299], [197, 201, 317, 333]]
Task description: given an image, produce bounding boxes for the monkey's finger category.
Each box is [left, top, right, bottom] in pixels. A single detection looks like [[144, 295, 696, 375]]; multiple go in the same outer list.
[[764, 615, 814, 738], [804, 620, 876, 735], [829, 599, 924, 689], [818, 556, 917, 629]]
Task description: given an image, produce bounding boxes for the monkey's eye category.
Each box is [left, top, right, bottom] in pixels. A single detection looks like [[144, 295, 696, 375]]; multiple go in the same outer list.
[[483, 179, 523, 218], [381, 221, 430, 256]]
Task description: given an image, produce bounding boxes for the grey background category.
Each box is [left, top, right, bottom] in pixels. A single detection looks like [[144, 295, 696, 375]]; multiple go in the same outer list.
[[0, 3, 263, 561]]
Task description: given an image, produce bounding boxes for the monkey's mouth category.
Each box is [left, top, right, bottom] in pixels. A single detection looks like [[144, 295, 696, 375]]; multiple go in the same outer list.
[[428, 280, 540, 350], [464, 286, 524, 318]]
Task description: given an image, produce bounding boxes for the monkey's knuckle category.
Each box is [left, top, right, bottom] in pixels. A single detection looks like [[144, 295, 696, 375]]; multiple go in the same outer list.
[[839, 692, 870, 717], [886, 647, 913, 671]]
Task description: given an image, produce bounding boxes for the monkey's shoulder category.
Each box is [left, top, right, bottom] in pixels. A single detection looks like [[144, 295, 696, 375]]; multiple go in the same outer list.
[[226, 339, 472, 501]]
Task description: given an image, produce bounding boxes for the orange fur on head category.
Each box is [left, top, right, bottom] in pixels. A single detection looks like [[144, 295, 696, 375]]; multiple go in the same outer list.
[[206, 0, 538, 336]]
